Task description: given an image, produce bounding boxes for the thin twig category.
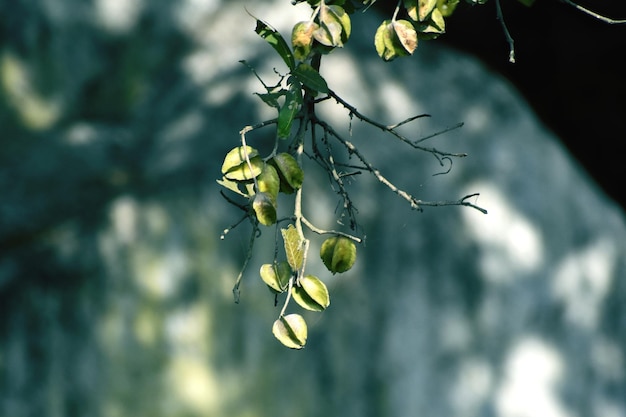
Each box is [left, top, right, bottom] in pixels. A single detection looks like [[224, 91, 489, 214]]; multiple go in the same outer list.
[[560, 0, 626, 24], [319, 130, 359, 228], [219, 190, 249, 211], [413, 122, 464, 145], [387, 113, 430, 130], [220, 213, 249, 240], [392, 0, 402, 21], [301, 216, 362, 243], [418, 193, 488, 214], [495, 0, 516, 63], [279, 276, 295, 317], [317, 119, 488, 214], [318, 119, 424, 210], [327, 89, 465, 162], [232, 221, 259, 303]]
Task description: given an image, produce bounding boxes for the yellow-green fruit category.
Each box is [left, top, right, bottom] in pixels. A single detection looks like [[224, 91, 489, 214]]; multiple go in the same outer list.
[[320, 236, 357, 274], [260, 261, 292, 293], [252, 192, 277, 226], [272, 314, 307, 349], [271, 153, 304, 194], [292, 21, 315, 61], [437, 0, 459, 17], [257, 164, 280, 199], [291, 275, 330, 311], [221, 146, 264, 181]]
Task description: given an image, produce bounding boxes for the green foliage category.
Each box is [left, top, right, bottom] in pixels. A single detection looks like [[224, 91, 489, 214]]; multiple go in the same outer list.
[[281, 225, 305, 272], [219, 0, 496, 348]]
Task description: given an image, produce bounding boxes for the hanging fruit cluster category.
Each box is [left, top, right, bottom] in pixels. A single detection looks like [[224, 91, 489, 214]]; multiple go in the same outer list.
[[218, 0, 522, 348], [219, 140, 358, 349]]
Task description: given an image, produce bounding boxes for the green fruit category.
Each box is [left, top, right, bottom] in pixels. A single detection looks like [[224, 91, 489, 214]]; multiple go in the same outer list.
[[271, 153, 304, 194], [292, 21, 315, 61], [272, 314, 307, 349], [437, 0, 459, 17], [221, 146, 264, 181], [221, 146, 258, 174], [292, 275, 330, 311], [257, 164, 280, 199], [252, 192, 277, 226], [320, 236, 357, 274], [260, 261, 292, 293]]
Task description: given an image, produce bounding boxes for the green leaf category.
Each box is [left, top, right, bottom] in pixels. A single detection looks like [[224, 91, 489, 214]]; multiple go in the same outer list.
[[272, 314, 307, 349], [515, 0, 535, 6], [255, 19, 296, 71], [281, 224, 304, 272], [254, 90, 284, 109], [292, 275, 330, 311], [277, 82, 302, 139], [292, 63, 329, 94], [216, 177, 249, 197]]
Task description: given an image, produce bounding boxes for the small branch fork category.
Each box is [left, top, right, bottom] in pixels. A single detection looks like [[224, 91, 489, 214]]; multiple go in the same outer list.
[[315, 118, 486, 214], [324, 89, 467, 165]]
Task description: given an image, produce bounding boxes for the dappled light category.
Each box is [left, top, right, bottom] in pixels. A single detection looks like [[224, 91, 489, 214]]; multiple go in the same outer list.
[[1, 1, 625, 416]]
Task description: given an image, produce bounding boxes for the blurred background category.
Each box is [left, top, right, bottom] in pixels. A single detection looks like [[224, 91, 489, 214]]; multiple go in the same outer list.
[[1, 1, 625, 416]]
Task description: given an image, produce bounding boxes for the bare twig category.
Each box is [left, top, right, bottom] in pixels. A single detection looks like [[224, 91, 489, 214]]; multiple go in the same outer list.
[[413, 122, 464, 145], [327, 89, 466, 164], [419, 193, 488, 214], [317, 119, 488, 214], [495, 0, 516, 63], [318, 119, 424, 210], [220, 213, 249, 240], [300, 216, 363, 243], [279, 276, 295, 318], [560, 0, 626, 24], [232, 221, 259, 303], [387, 113, 430, 130], [319, 130, 359, 228]]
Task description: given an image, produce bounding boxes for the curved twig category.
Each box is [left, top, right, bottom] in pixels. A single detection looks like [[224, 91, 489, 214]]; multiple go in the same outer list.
[[300, 216, 363, 243], [560, 0, 626, 24]]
